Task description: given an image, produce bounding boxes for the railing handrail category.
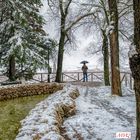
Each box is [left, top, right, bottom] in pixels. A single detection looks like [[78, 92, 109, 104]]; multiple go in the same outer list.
[[0, 71, 133, 89]]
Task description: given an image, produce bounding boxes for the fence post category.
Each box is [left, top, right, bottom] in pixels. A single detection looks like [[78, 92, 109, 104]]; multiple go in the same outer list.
[[78, 72, 79, 81], [91, 72, 93, 81]]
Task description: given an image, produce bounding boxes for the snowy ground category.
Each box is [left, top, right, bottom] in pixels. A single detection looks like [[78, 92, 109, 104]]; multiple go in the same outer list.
[[62, 85, 136, 140], [15, 84, 78, 140], [16, 84, 136, 140]]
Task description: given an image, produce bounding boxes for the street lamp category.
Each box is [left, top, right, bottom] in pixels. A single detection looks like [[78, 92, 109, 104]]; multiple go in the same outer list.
[[46, 40, 51, 83]]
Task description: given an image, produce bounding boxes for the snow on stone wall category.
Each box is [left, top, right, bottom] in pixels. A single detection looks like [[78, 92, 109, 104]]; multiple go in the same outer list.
[[15, 84, 79, 140]]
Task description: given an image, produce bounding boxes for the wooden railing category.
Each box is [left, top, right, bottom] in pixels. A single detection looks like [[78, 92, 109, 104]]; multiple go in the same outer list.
[[61, 71, 104, 82], [0, 71, 133, 89], [61, 71, 133, 89]]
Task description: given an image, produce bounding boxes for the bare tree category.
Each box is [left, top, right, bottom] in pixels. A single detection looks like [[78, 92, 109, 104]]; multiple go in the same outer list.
[[80, 0, 111, 85], [82, 0, 133, 87], [98, 0, 110, 86], [47, 0, 96, 82]]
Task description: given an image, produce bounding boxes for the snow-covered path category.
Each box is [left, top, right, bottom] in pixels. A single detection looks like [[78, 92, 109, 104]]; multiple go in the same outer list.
[[15, 84, 136, 140], [62, 86, 136, 140]]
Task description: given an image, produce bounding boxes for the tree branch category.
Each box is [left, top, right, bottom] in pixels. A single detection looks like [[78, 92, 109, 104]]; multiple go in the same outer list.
[[66, 12, 96, 32], [59, 0, 64, 17], [65, 0, 72, 15]]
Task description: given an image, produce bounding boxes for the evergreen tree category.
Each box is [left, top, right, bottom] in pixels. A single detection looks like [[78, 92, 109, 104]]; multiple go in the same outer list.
[[0, 0, 49, 80]]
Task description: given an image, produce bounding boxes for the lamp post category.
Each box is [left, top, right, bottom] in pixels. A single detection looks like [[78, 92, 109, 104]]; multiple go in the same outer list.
[[46, 41, 51, 83], [48, 46, 50, 83]]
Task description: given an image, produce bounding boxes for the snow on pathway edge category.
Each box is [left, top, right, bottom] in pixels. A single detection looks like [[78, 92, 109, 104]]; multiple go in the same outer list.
[[15, 84, 79, 140]]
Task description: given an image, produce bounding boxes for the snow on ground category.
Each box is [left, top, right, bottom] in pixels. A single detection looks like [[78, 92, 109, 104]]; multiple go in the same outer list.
[[15, 84, 77, 140], [62, 86, 136, 140], [15, 84, 136, 140]]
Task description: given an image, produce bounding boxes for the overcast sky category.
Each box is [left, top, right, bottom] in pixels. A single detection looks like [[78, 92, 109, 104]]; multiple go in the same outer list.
[[40, 0, 129, 72], [40, 0, 102, 71]]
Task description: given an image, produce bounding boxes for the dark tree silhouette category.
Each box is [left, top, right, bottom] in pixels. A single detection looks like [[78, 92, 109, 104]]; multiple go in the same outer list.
[[129, 0, 140, 139]]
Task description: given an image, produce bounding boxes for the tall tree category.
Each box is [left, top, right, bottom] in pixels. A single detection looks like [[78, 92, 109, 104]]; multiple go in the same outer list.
[[81, 0, 133, 86], [129, 0, 140, 139], [81, 0, 110, 85], [101, 29, 110, 85], [0, 0, 48, 80], [55, 0, 68, 82], [47, 0, 95, 82], [99, 0, 110, 86], [108, 0, 122, 96], [8, 54, 16, 81]]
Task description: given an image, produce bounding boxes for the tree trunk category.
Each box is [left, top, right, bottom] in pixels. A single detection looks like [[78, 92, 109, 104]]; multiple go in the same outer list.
[[129, 0, 140, 139], [9, 55, 16, 81], [108, 0, 122, 96], [130, 58, 140, 140], [102, 30, 110, 86], [55, 17, 66, 82]]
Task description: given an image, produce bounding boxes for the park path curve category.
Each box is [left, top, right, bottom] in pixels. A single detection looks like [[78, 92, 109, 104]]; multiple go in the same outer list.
[[61, 83, 136, 140]]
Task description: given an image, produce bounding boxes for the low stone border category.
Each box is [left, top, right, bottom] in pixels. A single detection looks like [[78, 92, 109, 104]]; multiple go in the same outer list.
[[0, 83, 63, 101], [15, 85, 79, 140], [1, 80, 22, 85]]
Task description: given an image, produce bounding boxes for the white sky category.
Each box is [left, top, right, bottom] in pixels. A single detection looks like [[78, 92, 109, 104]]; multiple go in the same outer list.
[[63, 36, 101, 71]]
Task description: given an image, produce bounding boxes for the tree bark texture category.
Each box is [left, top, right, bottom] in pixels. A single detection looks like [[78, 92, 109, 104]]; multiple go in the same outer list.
[[9, 55, 16, 81], [55, 18, 66, 82], [102, 30, 110, 86], [130, 55, 140, 140], [129, 0, 140, 139], [108, 0, 122, 96]]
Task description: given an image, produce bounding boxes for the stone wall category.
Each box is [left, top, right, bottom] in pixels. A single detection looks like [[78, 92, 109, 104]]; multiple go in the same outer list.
[[15, 85, 80, 140], [0, 83, 63, 101]]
